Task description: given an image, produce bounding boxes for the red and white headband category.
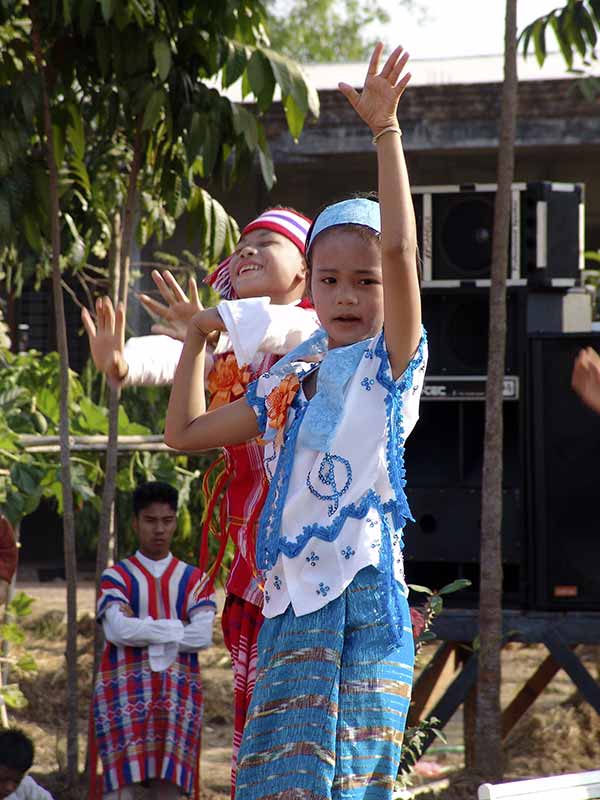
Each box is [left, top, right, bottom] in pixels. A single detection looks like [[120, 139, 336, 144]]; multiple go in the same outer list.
[[205, 208, 312, 300]]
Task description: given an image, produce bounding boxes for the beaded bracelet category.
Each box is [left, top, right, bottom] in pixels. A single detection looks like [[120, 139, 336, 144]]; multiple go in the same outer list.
[[371, 126, 402, 145]]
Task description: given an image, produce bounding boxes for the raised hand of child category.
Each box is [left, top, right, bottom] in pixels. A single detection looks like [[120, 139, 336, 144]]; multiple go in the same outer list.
[[338, 42, 410, 137], [572, 347, 600, 415], [81, 297, 128, 387], [139, 270, 203, 341]]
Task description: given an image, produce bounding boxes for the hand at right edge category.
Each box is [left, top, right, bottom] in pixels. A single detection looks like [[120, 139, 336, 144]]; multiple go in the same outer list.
[[572, 347, 600, 415], [81, 297, 128, 388]]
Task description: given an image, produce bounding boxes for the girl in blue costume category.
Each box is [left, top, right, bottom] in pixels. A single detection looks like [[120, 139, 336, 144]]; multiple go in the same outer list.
[[165, 42, 426, 800]]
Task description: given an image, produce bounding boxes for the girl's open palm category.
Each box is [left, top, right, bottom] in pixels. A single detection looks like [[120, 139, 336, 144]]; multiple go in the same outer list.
[[339, 43, 410, 135], [81, 297, 127, 386], [139, 270, 204, 341]]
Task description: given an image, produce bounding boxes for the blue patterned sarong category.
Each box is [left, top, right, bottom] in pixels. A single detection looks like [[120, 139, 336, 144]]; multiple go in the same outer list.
[[235, 567, 414, 800]]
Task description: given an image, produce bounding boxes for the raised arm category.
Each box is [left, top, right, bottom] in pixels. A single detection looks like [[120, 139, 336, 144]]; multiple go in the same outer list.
[[339, 43, 421, 379], [164, 311, 260, 451]]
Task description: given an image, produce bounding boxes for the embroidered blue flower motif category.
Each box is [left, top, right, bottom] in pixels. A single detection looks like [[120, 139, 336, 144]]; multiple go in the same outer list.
[[316, 582, 330, 597], [392, 531, 401, 546], [265, 590, 271, 604], [371, 540, 381, 550], [366, 517, 377, 528], [306, 551, 320, 566], [273, 575, 282, 590], [306, 453, 352, 516], [361, 377, 375, 391], [263, 371, 271, 378], [341, 546, 355, 560], [364, 349, 374, 360]]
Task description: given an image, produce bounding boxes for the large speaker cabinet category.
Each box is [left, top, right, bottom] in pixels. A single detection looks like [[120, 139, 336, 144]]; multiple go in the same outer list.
[[412, 181, 584, 287], [529, 333, 600, 610], [403, 284, 592, 608]]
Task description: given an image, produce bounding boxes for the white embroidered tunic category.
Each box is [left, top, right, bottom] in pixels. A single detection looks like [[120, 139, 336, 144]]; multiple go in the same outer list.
[[247, 329, 427, 618]]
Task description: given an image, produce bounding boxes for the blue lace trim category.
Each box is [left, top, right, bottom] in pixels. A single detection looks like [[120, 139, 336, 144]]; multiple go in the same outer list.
[[256, 402, 308, 570], [376, 329, 427, 529], [255, 329, 427, 571], [246, 377, 267, 434]]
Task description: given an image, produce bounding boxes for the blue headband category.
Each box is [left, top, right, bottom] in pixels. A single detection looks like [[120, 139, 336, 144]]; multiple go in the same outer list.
[[306, 198, 381, 255]]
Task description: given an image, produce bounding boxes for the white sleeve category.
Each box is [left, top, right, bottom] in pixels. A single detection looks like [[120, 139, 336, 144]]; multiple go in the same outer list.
[[217, 298, 319, 365], [122, 335, 183, 386], [15, 775, 55, 800], [102, 604, 184, 648], [179, 606, 216, 652]]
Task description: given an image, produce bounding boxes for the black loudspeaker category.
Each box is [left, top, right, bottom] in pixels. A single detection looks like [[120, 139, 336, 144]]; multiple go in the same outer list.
[[412, 182, 583, 286], [421, 287, 524, 375], [529, 333, 600, 610], [404, 399, 525, 607]]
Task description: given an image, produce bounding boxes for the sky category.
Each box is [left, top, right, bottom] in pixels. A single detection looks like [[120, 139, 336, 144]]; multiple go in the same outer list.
[[381, 0, 558, 60]]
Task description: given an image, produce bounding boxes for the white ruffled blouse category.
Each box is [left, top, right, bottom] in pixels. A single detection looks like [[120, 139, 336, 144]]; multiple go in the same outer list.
[[247, 329, 428, 618]]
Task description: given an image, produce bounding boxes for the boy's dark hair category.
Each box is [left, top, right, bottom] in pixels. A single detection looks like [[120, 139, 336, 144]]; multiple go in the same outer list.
[[0, 728, 34, 773], [133, 482, 178, 516]]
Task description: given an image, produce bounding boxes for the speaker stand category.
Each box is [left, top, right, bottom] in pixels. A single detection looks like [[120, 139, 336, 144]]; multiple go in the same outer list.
[[409, 609, 600, 759]]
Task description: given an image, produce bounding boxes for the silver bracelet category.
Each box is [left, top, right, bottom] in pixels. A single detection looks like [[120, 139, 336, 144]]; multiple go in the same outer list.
[[372, 126, 402, 145]]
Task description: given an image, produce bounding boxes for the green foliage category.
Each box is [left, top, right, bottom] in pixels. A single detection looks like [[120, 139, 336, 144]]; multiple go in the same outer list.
[[265, 0, 389, 62], [0, 347, 154, 525], [397, 716, 445, 786], [396, 578, 471, 786], [520, 1, 600, 71], [0, 591, 38, 712], [0, 0, 319, 296]]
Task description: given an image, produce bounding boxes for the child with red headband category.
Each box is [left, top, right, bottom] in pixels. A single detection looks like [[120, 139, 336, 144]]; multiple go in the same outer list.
[[82, 207, 319, 795]]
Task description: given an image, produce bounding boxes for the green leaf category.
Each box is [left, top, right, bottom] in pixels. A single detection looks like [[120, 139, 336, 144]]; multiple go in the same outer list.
[[51, 122, 65, 167], [101, 0, 115, 23], [8, 591, 35, 618], [142, 88, 166, 131], [79, 0, 96, 36], [95, 25, 110, 78], [283, 94, 304, 142], [202, 122, 219, 177], [16, 653, 37, 672], [533, 17, 547, 66], [246, 50, 275, 111], [223, 41, 249, 88], [231, 103, 258, 150], [438, 578, 472, 595], [429, 595, 443, 615], [62, 0, 72, 26], [0, 622, 25, 645], [407, 584, 434, 596], [153, 36, 172, 81], [257, 126, 275, 190], [76, 396, 108, 434], [67, 104, 85, 161], [590, 0, 600, 28], [0, 684, 27, 709], [36, 387, 60, 423], [551, 13, 574, 70]]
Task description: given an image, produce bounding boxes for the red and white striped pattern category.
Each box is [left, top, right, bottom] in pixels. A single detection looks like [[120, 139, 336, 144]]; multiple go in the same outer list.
[[205, 208, 312, 300]]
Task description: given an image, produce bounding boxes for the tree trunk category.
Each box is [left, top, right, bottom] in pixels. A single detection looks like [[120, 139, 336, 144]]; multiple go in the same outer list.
[[31, 13, 80, 786], [93, 130, 143, 675], [475, 0, 518, 778]]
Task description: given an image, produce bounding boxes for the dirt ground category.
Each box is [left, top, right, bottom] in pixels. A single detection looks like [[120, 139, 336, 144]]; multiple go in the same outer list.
[[6, 579, 600, 799]]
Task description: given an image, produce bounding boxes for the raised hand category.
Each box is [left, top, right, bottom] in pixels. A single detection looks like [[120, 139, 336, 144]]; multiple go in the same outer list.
[[338, 42, 410, 136], [81, 297, 128, 387], [572, 347, 600, 415], [139, 270, 204, 341]]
